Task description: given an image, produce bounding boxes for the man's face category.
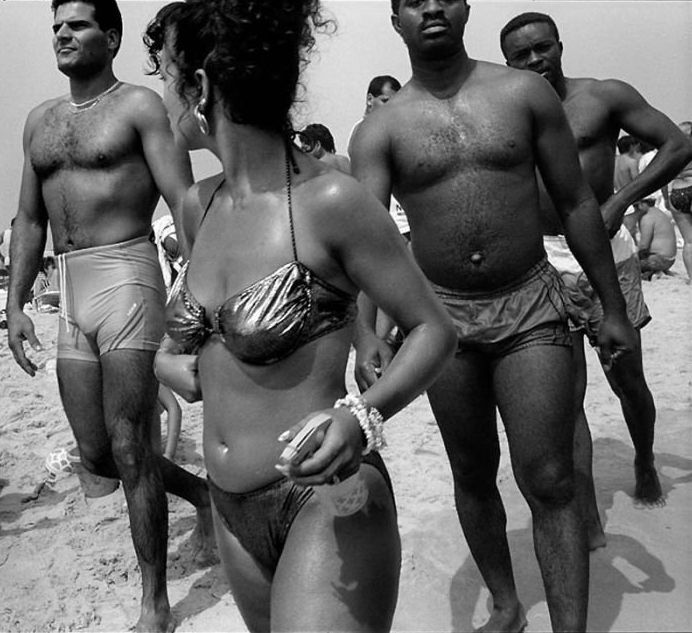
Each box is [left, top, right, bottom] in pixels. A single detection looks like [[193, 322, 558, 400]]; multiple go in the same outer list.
[[502, 21, 563, 88], [392, 0, 469, 60], [52, 2, 114, 77], [367, 82, 399, 112]]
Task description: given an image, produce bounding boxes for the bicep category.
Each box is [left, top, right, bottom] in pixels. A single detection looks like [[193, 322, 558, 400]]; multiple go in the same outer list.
[[350, 123, 394, 208], [637, 219, 653, 248], [615, 83, 681, 149], [17, 117, 47, 225], [137, 98, 193, 208]]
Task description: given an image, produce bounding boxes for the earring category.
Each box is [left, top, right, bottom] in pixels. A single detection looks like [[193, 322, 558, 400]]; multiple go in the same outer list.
[[193, 100, 210, 135]]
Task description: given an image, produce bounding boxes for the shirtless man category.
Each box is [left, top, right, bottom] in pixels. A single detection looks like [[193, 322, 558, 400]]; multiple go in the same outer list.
[[632, 199, 677, 279], [298, 123, 351, 173], [501, 13, 692, 541], [351, 1, 637, 630], [615, 136, 643, 238], [6, 1, 213, 631]]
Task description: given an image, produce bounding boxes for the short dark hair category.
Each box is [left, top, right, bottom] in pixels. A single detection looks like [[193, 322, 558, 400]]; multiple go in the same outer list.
[[144, 0, 332, 133], [52, 0, 123, 56], [616, 135, 639, 154], [367, 75, 401, 98], [500, 12, 560, 56], [300, 123, 336, 153]]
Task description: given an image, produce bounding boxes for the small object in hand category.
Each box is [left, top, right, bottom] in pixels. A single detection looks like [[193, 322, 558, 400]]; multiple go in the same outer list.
[[278, 412, 333, 466]]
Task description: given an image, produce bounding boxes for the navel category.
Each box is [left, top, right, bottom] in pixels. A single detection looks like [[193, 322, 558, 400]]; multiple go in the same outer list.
[[470, 251, 484, 265]]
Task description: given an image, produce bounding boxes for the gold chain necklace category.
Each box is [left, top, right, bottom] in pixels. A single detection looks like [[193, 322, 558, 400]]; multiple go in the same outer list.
[[69, 81, 122, 112]]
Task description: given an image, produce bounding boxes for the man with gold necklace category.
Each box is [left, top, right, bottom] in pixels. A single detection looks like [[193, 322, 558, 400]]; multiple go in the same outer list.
[[5, 1, 214, 631]]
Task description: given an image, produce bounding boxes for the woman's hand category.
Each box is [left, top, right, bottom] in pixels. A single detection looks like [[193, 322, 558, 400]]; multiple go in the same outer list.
[[154, 345, 201, 402], [275, 407, 364, 486]]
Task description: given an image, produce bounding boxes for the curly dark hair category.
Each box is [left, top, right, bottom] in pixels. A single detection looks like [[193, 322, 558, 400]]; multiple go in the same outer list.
[[144, 0, 333, 133]]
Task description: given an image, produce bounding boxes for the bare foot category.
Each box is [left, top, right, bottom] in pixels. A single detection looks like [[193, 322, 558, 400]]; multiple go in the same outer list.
[[190, 504, 218, 567], [634, 460, 665, 506], [133, 606, 175, 633], [475, 604, 527, 633]]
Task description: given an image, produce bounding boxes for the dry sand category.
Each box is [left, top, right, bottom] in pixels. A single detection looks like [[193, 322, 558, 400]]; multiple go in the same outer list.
[[1, 257, 691, 632]]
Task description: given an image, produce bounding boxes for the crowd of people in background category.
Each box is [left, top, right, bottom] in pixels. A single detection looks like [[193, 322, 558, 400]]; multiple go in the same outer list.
[[3, 1, 692, 632]]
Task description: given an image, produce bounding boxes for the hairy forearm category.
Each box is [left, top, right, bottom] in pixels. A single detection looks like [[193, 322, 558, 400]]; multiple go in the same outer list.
[[6, 217, 47, 312], [563, 201, 626, 315]]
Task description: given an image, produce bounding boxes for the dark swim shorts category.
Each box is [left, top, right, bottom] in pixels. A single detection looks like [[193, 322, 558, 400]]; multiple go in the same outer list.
[[670, 184, 692, 214], [430, 256, 572, 357]]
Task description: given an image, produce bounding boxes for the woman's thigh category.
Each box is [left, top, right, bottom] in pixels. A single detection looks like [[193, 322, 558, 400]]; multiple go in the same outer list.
[[211, 503, 273, 633], [271, 464, 401, 632]]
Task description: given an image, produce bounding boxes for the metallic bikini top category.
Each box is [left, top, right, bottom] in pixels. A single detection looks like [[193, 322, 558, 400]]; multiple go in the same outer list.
[[165, 167, 357, 365]]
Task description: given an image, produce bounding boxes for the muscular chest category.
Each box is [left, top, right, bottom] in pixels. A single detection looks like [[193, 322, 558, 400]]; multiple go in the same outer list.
[[392, 99, 530, 190], [30, 104, 136, 178], [563, 94, 617, 154]]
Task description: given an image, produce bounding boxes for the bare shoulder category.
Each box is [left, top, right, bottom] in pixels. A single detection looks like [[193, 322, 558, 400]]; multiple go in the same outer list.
[[300, 167, 376, 227], [26, 96, 64, 127], [118, 82, 167, 121], [570, 76, 642, 105], [476, 61, 553, 101], [183, 173, 225, 243]]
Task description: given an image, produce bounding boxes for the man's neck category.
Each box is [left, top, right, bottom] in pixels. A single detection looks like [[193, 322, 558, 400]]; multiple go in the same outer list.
[[68, 68, 118, 103], [409, 47, 474, 99], [549, 73, 568, 102]]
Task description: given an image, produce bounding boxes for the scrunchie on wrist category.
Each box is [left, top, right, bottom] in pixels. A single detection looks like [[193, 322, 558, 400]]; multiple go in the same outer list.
[[334, 393, 385, 455]]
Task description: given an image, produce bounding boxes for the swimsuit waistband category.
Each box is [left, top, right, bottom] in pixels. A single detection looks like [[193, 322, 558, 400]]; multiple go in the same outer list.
[[430, 256, 550, 300], [55, 235, 152, 261]]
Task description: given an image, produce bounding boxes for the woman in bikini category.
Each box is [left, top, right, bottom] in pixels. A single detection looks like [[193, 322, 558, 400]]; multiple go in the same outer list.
[[146, 1, 455, 630]]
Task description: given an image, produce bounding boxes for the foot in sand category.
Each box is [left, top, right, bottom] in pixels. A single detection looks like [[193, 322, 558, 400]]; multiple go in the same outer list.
[[634, 459, 665, 506], [133, 604, 175, 633], [190, 504, 218, 566], [475, 604, 527, 633]]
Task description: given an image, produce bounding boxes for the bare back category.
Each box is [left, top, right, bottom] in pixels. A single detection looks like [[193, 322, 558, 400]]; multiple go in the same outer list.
[[28, 83, 161, 253], [359, 61, 550, 291]]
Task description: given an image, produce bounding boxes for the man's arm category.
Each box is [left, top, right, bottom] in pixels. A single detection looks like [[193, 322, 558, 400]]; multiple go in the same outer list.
[[6, 107, 50, 375], [637, 214, 654, 256], [132, 88, 194, 258], [603, 80, 692, 228], [530, 77, 627, 318], [349, 113, 400, 389]]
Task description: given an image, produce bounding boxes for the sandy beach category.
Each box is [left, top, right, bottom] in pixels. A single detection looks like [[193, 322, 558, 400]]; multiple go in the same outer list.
[[1, 256, 690, 633]]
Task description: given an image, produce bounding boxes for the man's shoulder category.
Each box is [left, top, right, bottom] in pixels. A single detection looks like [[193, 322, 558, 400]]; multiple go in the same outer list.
[[568, 76, 637, 105], [118, 82, 163, 107]]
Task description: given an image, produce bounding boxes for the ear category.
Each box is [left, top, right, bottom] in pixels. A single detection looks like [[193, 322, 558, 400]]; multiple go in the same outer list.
[[105, 28, 120, 55], [390, 13, 402, 37], [194, 69, 210, 108]]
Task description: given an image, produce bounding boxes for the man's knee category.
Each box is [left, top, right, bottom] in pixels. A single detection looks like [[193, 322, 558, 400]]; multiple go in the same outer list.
[[451, 455, 500, 496], [110, 429, 149, 473], [520, 459, 575, 508], [77, 442, 112, 476]]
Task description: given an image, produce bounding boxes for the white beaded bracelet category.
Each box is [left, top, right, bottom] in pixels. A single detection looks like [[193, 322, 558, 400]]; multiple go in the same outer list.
[[334, 393, 386, 455]]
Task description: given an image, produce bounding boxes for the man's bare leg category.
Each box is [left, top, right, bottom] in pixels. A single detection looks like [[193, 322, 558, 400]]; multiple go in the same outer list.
[[571, 335, 607, 550], [602, 329, 662, 505], [101, 350, 174, 633], [428, 353, 527, 633], [495, 344, 588, 632], [58, 353, 174, 633]]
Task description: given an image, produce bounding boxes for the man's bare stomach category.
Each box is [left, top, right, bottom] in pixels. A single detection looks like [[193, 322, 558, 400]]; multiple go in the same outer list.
[[42, 174, 158, 253]]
